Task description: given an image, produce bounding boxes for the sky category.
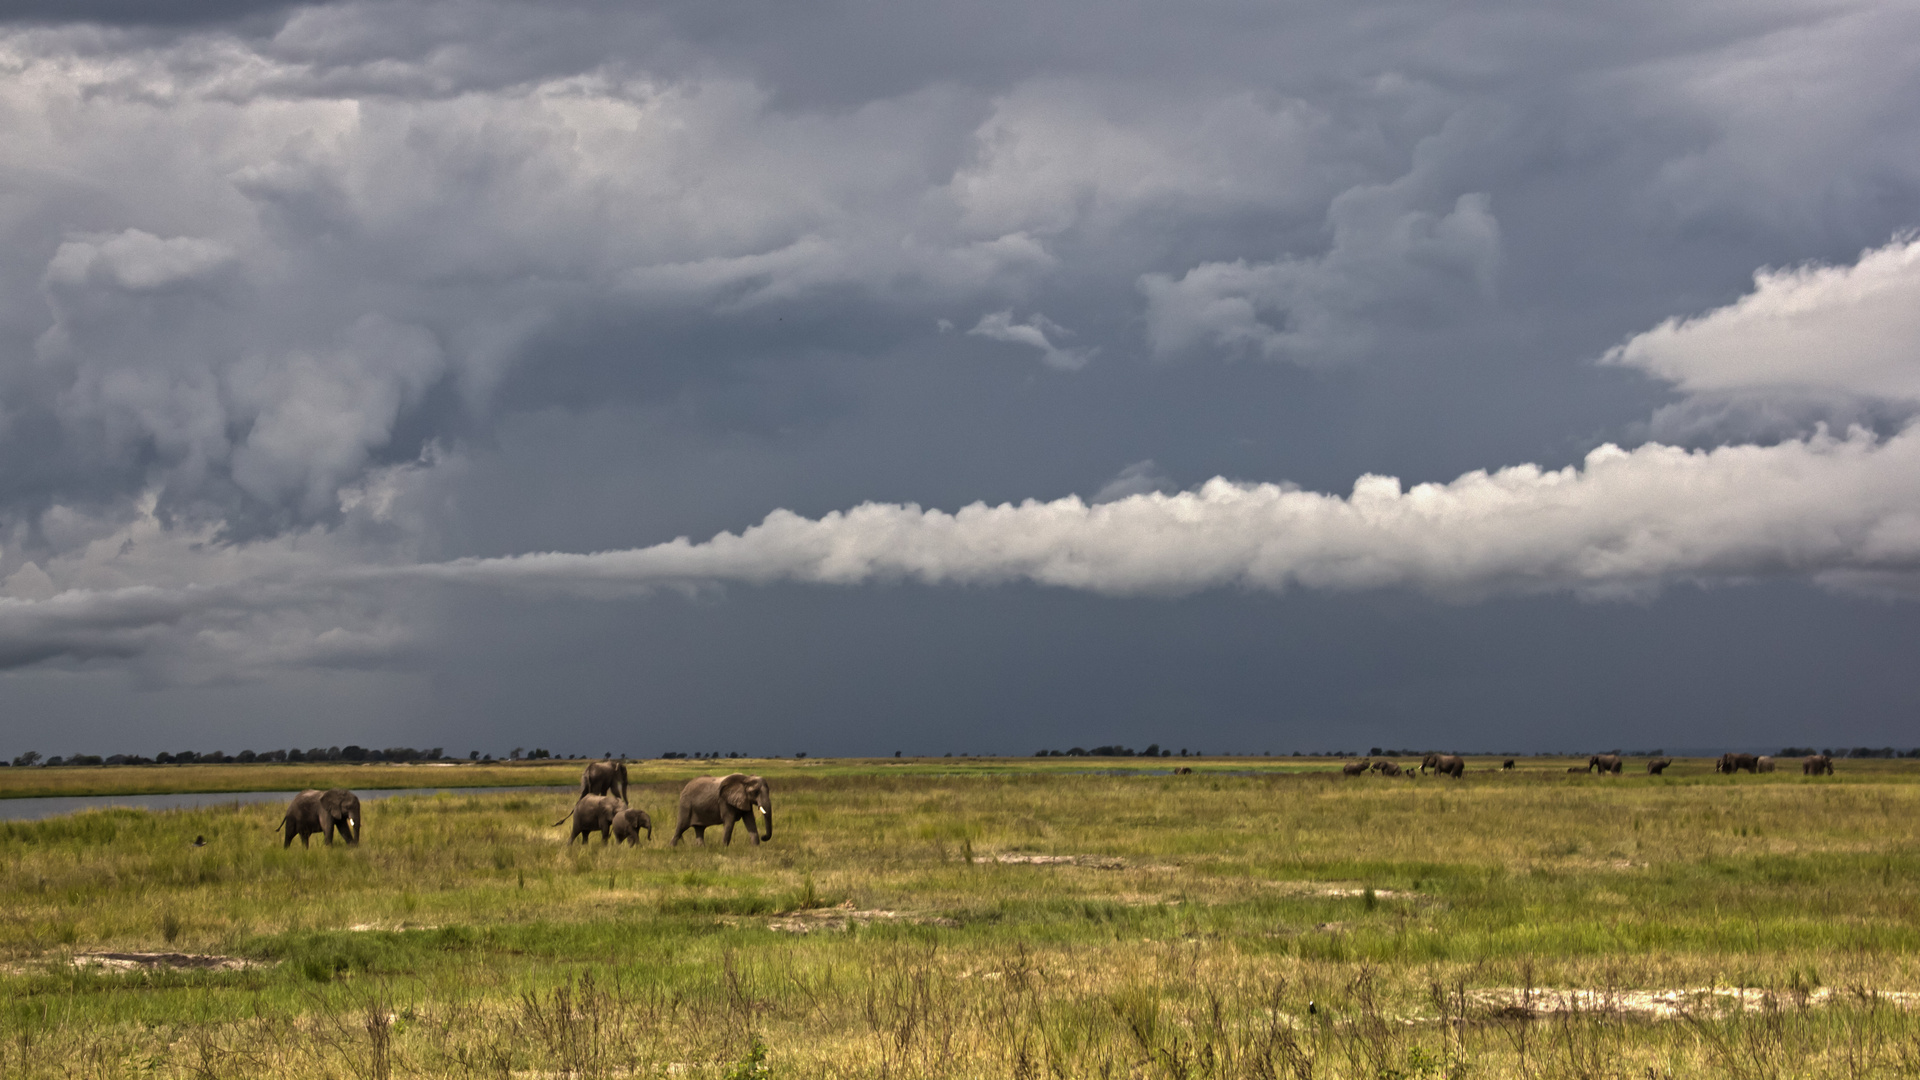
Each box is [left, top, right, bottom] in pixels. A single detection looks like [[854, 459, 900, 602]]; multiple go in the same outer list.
[[1, 0, 1918, 759]]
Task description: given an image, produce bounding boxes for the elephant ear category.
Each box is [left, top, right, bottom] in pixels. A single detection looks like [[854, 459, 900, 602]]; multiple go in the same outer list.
[[720, 774, 751, 812]]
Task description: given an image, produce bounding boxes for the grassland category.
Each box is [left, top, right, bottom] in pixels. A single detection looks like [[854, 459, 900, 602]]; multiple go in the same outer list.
[[2, 756, 1918, 1078]]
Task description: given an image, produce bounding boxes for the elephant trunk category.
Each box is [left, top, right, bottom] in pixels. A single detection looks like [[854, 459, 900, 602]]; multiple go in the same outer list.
[[758, 807, 772, 841]]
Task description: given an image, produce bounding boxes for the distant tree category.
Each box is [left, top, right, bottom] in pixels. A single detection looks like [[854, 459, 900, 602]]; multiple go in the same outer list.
[[510, 747, 523, 760], [469, 750, 480, 761], [46, 756, 65, 766], [796, 752, 807, 759], [237, 750, 257, 763], [12, 751, 41, 767]]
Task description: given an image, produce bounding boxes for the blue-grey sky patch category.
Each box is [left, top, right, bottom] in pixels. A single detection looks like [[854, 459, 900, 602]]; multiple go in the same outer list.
[[0, 0, 1917, 757]]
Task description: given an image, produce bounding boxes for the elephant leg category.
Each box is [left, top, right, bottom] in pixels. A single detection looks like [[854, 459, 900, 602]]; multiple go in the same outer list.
[[722, 814, 736, 846]]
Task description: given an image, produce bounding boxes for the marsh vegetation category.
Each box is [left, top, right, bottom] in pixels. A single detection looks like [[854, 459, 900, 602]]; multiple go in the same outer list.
[[3, 757, 1917, 1077]]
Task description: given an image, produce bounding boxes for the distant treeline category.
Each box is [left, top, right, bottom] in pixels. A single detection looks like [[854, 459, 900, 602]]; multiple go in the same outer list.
[[1781, 747, 1920, 759], [1036, 744, 1177, 757], [9, 746, 448, 767]]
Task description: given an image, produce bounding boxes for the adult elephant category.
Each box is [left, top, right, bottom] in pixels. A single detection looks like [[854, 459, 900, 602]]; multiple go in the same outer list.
[[1341, 759, 1370, 776], [1803, 754, 1834, 775], [1422, 753, 1465, 778], [1756, 755, 1776, 773], [554, 794, 625, 845], [1646, 757, 1674, 775], [672, 774, 772, 846], [1587, 754, 1623, 774], [1718, 753, 1759, 774], [275, 789, 360, 848], [579, 759, 629, 804]]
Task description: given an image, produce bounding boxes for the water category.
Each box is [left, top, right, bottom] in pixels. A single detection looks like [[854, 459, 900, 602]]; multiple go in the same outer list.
[[0, 785, 573, 822]]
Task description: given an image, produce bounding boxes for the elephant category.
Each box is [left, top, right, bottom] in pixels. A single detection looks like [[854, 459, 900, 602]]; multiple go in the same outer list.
[[1422, 753, 1465, 778], [554, 794, 625, 845], [1646, 757, 1674, 775], [275, 789, 360, 848], [1587, 754, 1623, 774], [1803, 754, 1834, 775], [1372, 760, 1405, 777], [1718, 753, 1759, 774], [672, 774, 772, 846], [612, 807, 652, 844], [1341, 759, 1370, 776], [1756, 755, 1776, 773], [1501, 759, 1515, 771], [579, 759, 629, 804]]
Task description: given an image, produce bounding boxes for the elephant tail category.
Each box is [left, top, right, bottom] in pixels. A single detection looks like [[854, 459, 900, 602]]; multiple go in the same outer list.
[[552, 809, 575, 827]]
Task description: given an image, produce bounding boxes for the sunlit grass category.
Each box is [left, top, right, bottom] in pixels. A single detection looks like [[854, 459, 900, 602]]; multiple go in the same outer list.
[[2, 758, 1917, 1076]]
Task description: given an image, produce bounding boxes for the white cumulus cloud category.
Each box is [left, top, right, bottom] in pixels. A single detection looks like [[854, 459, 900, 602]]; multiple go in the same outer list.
[[1606, 234, 1920, 403], [968, 310, 1094, 371]]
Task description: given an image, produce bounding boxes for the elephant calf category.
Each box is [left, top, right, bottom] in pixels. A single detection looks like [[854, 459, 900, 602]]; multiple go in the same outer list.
[[613, 807, 652, 845], [1646, 757, 1674, 775]]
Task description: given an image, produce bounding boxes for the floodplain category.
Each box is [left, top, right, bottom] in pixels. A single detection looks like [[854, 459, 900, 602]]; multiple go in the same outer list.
[[2, 756, 1917, 1078]]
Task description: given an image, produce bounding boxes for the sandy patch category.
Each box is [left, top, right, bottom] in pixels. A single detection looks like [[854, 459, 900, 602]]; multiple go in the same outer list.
[[762, 902, 960, 934], [1470, 986, 1920, 1021], [71, 951, 264, 972], [990, 852, 1177, 871]]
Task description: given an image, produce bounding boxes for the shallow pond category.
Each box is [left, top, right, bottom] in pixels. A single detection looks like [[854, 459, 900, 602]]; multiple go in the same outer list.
[[0, 785, 573, 821]]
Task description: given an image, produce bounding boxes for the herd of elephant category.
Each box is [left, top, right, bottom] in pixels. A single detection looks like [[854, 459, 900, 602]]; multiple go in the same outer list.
[[271, 762, 774, 849], [1339, 752, 1838, 778]]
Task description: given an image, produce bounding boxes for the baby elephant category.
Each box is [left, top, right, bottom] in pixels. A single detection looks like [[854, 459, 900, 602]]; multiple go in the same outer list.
[[612, 807, 652, 845]]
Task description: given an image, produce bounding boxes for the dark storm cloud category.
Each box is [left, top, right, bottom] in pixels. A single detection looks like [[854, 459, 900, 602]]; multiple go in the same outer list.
[[0, 0, 1918, 753], [0, 0, 307, 27]]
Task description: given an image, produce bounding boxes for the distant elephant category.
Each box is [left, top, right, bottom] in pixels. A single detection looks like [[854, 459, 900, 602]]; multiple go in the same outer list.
[[1422, 754, 1465, 778], [612, 807, 652, 844], [1373, 760, 1405, 777], [1587, 754, 1623, 774], [1175, 766, 1194, 774], [1567, 766, 1586, 773], [672, 774, 772, 846], [1803, 754, 1834, 775], [1718, 753, 1759, 774], [1501, 759, 1515, 770], [1646, 757, 1674, 775], [579, 759, 629, 804], [1756, 755, 1776, 773], [554, 794, 625, 845], [1342, 759, 1369, 776], [275, 789, 360, 848]]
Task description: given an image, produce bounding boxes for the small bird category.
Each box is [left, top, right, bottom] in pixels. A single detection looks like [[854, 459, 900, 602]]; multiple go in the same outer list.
[[1307, 1001, 1317, 1015], [191, 835, 206, 847]]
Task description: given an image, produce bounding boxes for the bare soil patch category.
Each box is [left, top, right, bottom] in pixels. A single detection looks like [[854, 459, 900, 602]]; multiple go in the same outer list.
[[761, 902, 960, 934], [71, 951, 264, 972], [1470, 986, 1920, 1021]]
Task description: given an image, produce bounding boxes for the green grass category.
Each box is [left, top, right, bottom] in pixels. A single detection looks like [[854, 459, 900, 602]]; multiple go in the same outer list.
[[2, 758, 1917, 1077]]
